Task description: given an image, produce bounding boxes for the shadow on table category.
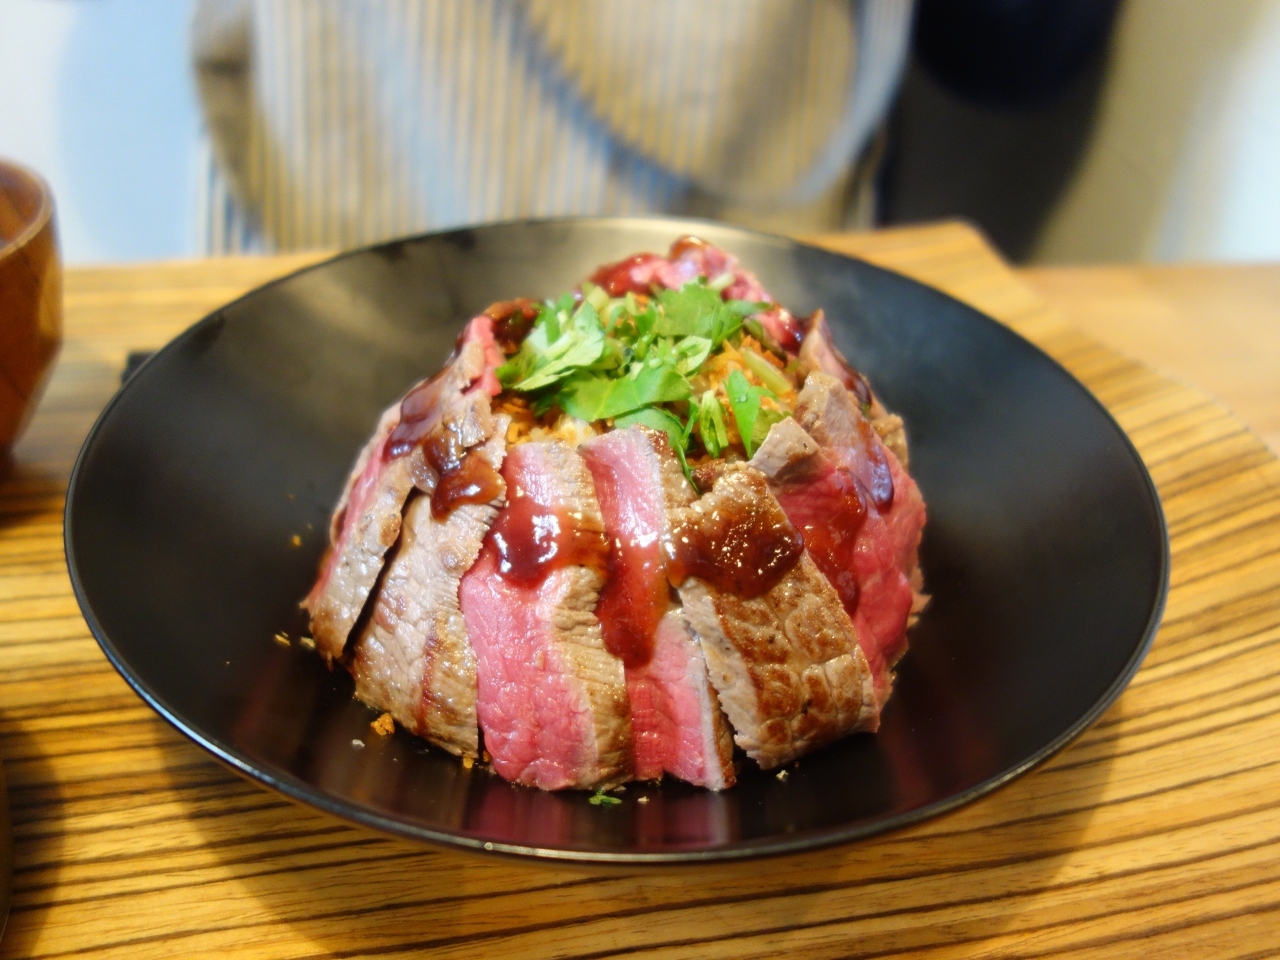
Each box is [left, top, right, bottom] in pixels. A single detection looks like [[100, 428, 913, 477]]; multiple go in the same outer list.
[[0, 716, 66, 959], [174, 703, 1122, 957]]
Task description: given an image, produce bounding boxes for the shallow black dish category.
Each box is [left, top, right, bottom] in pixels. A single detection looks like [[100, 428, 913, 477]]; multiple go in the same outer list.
[[65, 217, 1167, 864]]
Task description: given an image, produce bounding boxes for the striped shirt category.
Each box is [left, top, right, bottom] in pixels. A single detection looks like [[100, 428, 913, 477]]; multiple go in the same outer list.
[[192, 0, 913, 255]]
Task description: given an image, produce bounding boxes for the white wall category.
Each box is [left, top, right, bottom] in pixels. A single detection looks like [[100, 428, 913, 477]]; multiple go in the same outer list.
[[1035, 0, 1280, 264], [0, 0, 200, 263]]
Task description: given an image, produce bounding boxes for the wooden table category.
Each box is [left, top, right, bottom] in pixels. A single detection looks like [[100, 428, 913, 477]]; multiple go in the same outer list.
[[3, 222, 1279, 958], [1020, 263, 1280, 456]]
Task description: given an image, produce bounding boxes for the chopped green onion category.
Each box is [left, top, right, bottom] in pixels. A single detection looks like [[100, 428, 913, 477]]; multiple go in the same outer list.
[[740, 348, 794, 397], [698, 390, 729, 458]]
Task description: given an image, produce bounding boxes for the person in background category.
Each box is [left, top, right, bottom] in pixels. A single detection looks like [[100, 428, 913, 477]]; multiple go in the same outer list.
[[191, 0, 914, 255]]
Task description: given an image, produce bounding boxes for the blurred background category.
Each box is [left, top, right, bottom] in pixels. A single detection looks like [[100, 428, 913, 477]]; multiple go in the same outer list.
[[1, 0, 1278, 265]]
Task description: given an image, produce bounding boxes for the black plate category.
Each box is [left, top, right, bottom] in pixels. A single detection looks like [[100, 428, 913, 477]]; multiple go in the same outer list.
[[65, 218, 1167, 864]]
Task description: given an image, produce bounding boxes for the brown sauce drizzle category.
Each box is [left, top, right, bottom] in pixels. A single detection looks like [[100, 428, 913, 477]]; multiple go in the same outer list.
[[595, 551, 667, 669], [848, 369, 872, 407], [385, 365, 453, 461], [769, 311, 803, 354], [399, 414, 502, 519], [484, 298, 539, 353], [592, 473, 669, 667], [489, 487, 609, 587], [429, 451, 504, 519], [387, 296, 535, 463], [668, 235, 710, 259], [666, 469, 804, 599]]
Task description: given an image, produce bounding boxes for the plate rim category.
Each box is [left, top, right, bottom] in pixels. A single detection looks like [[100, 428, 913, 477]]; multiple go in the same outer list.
[[63, 215, 1171, 864]]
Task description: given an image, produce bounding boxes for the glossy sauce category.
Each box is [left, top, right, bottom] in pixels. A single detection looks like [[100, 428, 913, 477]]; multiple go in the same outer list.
[[666, 469, 804, 599], [484, 298, 539, 352], [581, 438, 670, 669], [848, 369, 872, 407], [595, 548, 667, 668], [385, 364, 453, 460], [432, 453, 504, 517], [489, 485, 610, 587], [588, 252, 665, 297], [774, 465, 868, 617], [768, 309, 804, 353], [668, 235, 710, 259], [858, 416, 895, 510]]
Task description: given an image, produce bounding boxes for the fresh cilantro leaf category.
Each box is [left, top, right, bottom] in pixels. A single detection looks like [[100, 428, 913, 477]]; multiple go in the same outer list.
[[660, 336, 713, 375], [589, 790, 621, 806], [681, 404, 698, 448], [543, 303, 562, 343], [752, 406, 789, 450], [508, 301, 606, 391], [556, 364, 690, 421], [709, 306, 743, 348], [531, 391, 559, 417], [589, 337, 626, 373], [655, 285, 741, 347], [742, 317, 788, 360], [655, 284, 721, 337], [727, 299, 773, 316], [613, 406, 686, 449], [725, 368, 781, 459], [582, 282, 609, 314], [495, 349, 535, 388], [612, 299, 656, 344]]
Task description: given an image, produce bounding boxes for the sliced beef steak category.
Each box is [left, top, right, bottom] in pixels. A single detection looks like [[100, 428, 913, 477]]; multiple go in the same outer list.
[[793, 372, 927, 678], [581, 427, 735, 789], [304, 315, 500, 662], [347, 417, 509, 757], [633, 611, 736, 789], [670, 464, 878, 770], [799, 310, 908, 465], [458, 439, 632, 789]]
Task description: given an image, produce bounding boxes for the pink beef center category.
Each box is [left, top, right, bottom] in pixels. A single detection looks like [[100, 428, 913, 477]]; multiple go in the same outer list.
[[628, 615, 719, 784], [580, 432, 669, 668], [460, 546, 600, 789]]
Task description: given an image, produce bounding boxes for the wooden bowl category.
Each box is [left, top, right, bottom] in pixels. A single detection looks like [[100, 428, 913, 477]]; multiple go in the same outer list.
[[0, 160, 62, 460]]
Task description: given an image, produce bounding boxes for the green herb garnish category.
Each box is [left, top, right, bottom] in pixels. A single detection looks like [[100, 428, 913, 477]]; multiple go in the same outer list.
[[557, 364, 690, 421], [497, 300, 606, 391], [697, 390, 730, 458], [589, 790, 622, 806], [498, 279, 797, 468], [725, 369, 788, 459]]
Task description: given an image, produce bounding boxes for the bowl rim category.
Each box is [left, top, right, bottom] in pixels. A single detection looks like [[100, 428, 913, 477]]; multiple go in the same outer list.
[[0, 158, 54, 261]]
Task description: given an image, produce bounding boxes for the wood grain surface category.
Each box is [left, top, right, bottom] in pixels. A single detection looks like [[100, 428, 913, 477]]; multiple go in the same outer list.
[[1021, 263, 1280, 456], [2, 223, 1278, 958]]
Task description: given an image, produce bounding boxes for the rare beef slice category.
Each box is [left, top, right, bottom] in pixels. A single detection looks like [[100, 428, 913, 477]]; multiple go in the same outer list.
[[582, 426, 735, 789], [348, 416, 509, 757], [670, 464, 878, 769], [458, 439, 632, 789]]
